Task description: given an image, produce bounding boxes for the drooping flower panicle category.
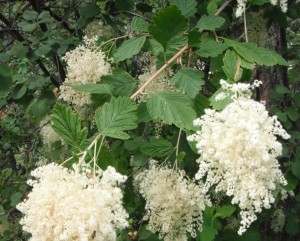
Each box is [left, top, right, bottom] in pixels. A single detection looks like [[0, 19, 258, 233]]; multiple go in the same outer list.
[[17, 163, 128, 241], [188, 80, 290, 235], [135, 162, 210, 241]]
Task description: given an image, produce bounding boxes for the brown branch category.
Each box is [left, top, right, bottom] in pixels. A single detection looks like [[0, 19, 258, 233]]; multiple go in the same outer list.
[[130, 0, 233, 99], [130, 45, 189, 99]]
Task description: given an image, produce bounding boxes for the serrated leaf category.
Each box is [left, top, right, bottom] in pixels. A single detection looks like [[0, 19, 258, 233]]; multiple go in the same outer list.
[[225, 39, 288, 66], [141, 139, 174, 157], [70, 84, 114, 95], [51, 104, 88, 149], [196, 15, 225, 30], [145, 39, 164, 55], [169, 0, 197, 18], [214, 205, 236, 219], [170, 67, 204, 98], [95, 97, 137, 140], [147, 92, 197, 130], [131, 17, 149, 32], [194, 94, 210, 116], [195, 38, 228, 58], [222, 49, 243, 81], [114, 36, 146, 62], [101, 68, 138, 96], [149, 5, 187, 51]]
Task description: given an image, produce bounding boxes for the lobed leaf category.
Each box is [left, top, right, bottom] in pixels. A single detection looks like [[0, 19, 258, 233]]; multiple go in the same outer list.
[[170, 67, 204, 98], [114, 36, 147, 62], [95, 96, 137, 140], [147, 92, 197, 130], [51, 104, 88, 149]]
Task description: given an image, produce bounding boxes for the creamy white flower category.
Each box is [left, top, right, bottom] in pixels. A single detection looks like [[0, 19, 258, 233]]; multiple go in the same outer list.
[[236, 0, 288, 17], [84, 20, 112, 39], [17, 163, 128, 241], [135, 162, 210, 241], [59, 36, 111, 108], [271, 208, 285, 233], [188, 80, 290, 235], [39, 117, 60, 145]]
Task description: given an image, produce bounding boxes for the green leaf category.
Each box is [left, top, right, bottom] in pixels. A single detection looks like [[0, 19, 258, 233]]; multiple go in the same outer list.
[[170, 67, 204, 98], [12, 85, 27, 100], [139, 225, 153, 239], [95, 97, 137, 140], [14, 45, 29, 58], [35, 45, 52, 57], [37, 11, 52, 24], [146, 39, 164, 55], [141, 138, 174, 157], [124, 137, 147, 151], [214, 205, 236, 219], [284, 172, 298, 191], [147, 92, 197, 130], [149, 5, 187, 51], [70, 84, 114, 95], [291, 148, 300, 179], [222, 49, 242, 82], [198, 225, 218, 241], [29, 92, 54, 117], [275, 84, 290, 94], [195, 38, 228, 58], [10, 192, 22, 207], [0, 64, 13, 96], [169, 0, 197, 18], [210, 88, 233, 110], [79, 4, 100, 19], [196, 15, 225, 30], [131, 17, 149, 32], [22, 10, 38, 20], [51, 104, 88, 149], [114, 36, 147, 62], [132, 153, 149, 167], [225, 39, 288, 66], [194, 94, 210, 116], [207, 0, 218, 15], [101, 68, 138, 96], [285, 107, 298, 121], [17, 21, 36, 32], [285, 214, 299, 235], [137, 102, 153, 123]]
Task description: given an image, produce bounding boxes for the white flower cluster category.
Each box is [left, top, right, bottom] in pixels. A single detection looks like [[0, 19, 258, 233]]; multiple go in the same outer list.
[[236, 0, 287, 17], [17, 163, 128, 241], [135, 162, 209, 241], [59, 36, 111, 109], [39, 117, 60, 146], [271, 208, 285, 233], [214, 79, 261, 101], [84, 20, 112, 39], [188, 80, 290, 235]]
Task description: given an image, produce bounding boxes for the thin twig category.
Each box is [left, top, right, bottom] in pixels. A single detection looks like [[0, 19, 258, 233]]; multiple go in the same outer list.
[[243, 10, 248, 42], [130, 0, 232, 100], [130, 45, 189, 99]]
